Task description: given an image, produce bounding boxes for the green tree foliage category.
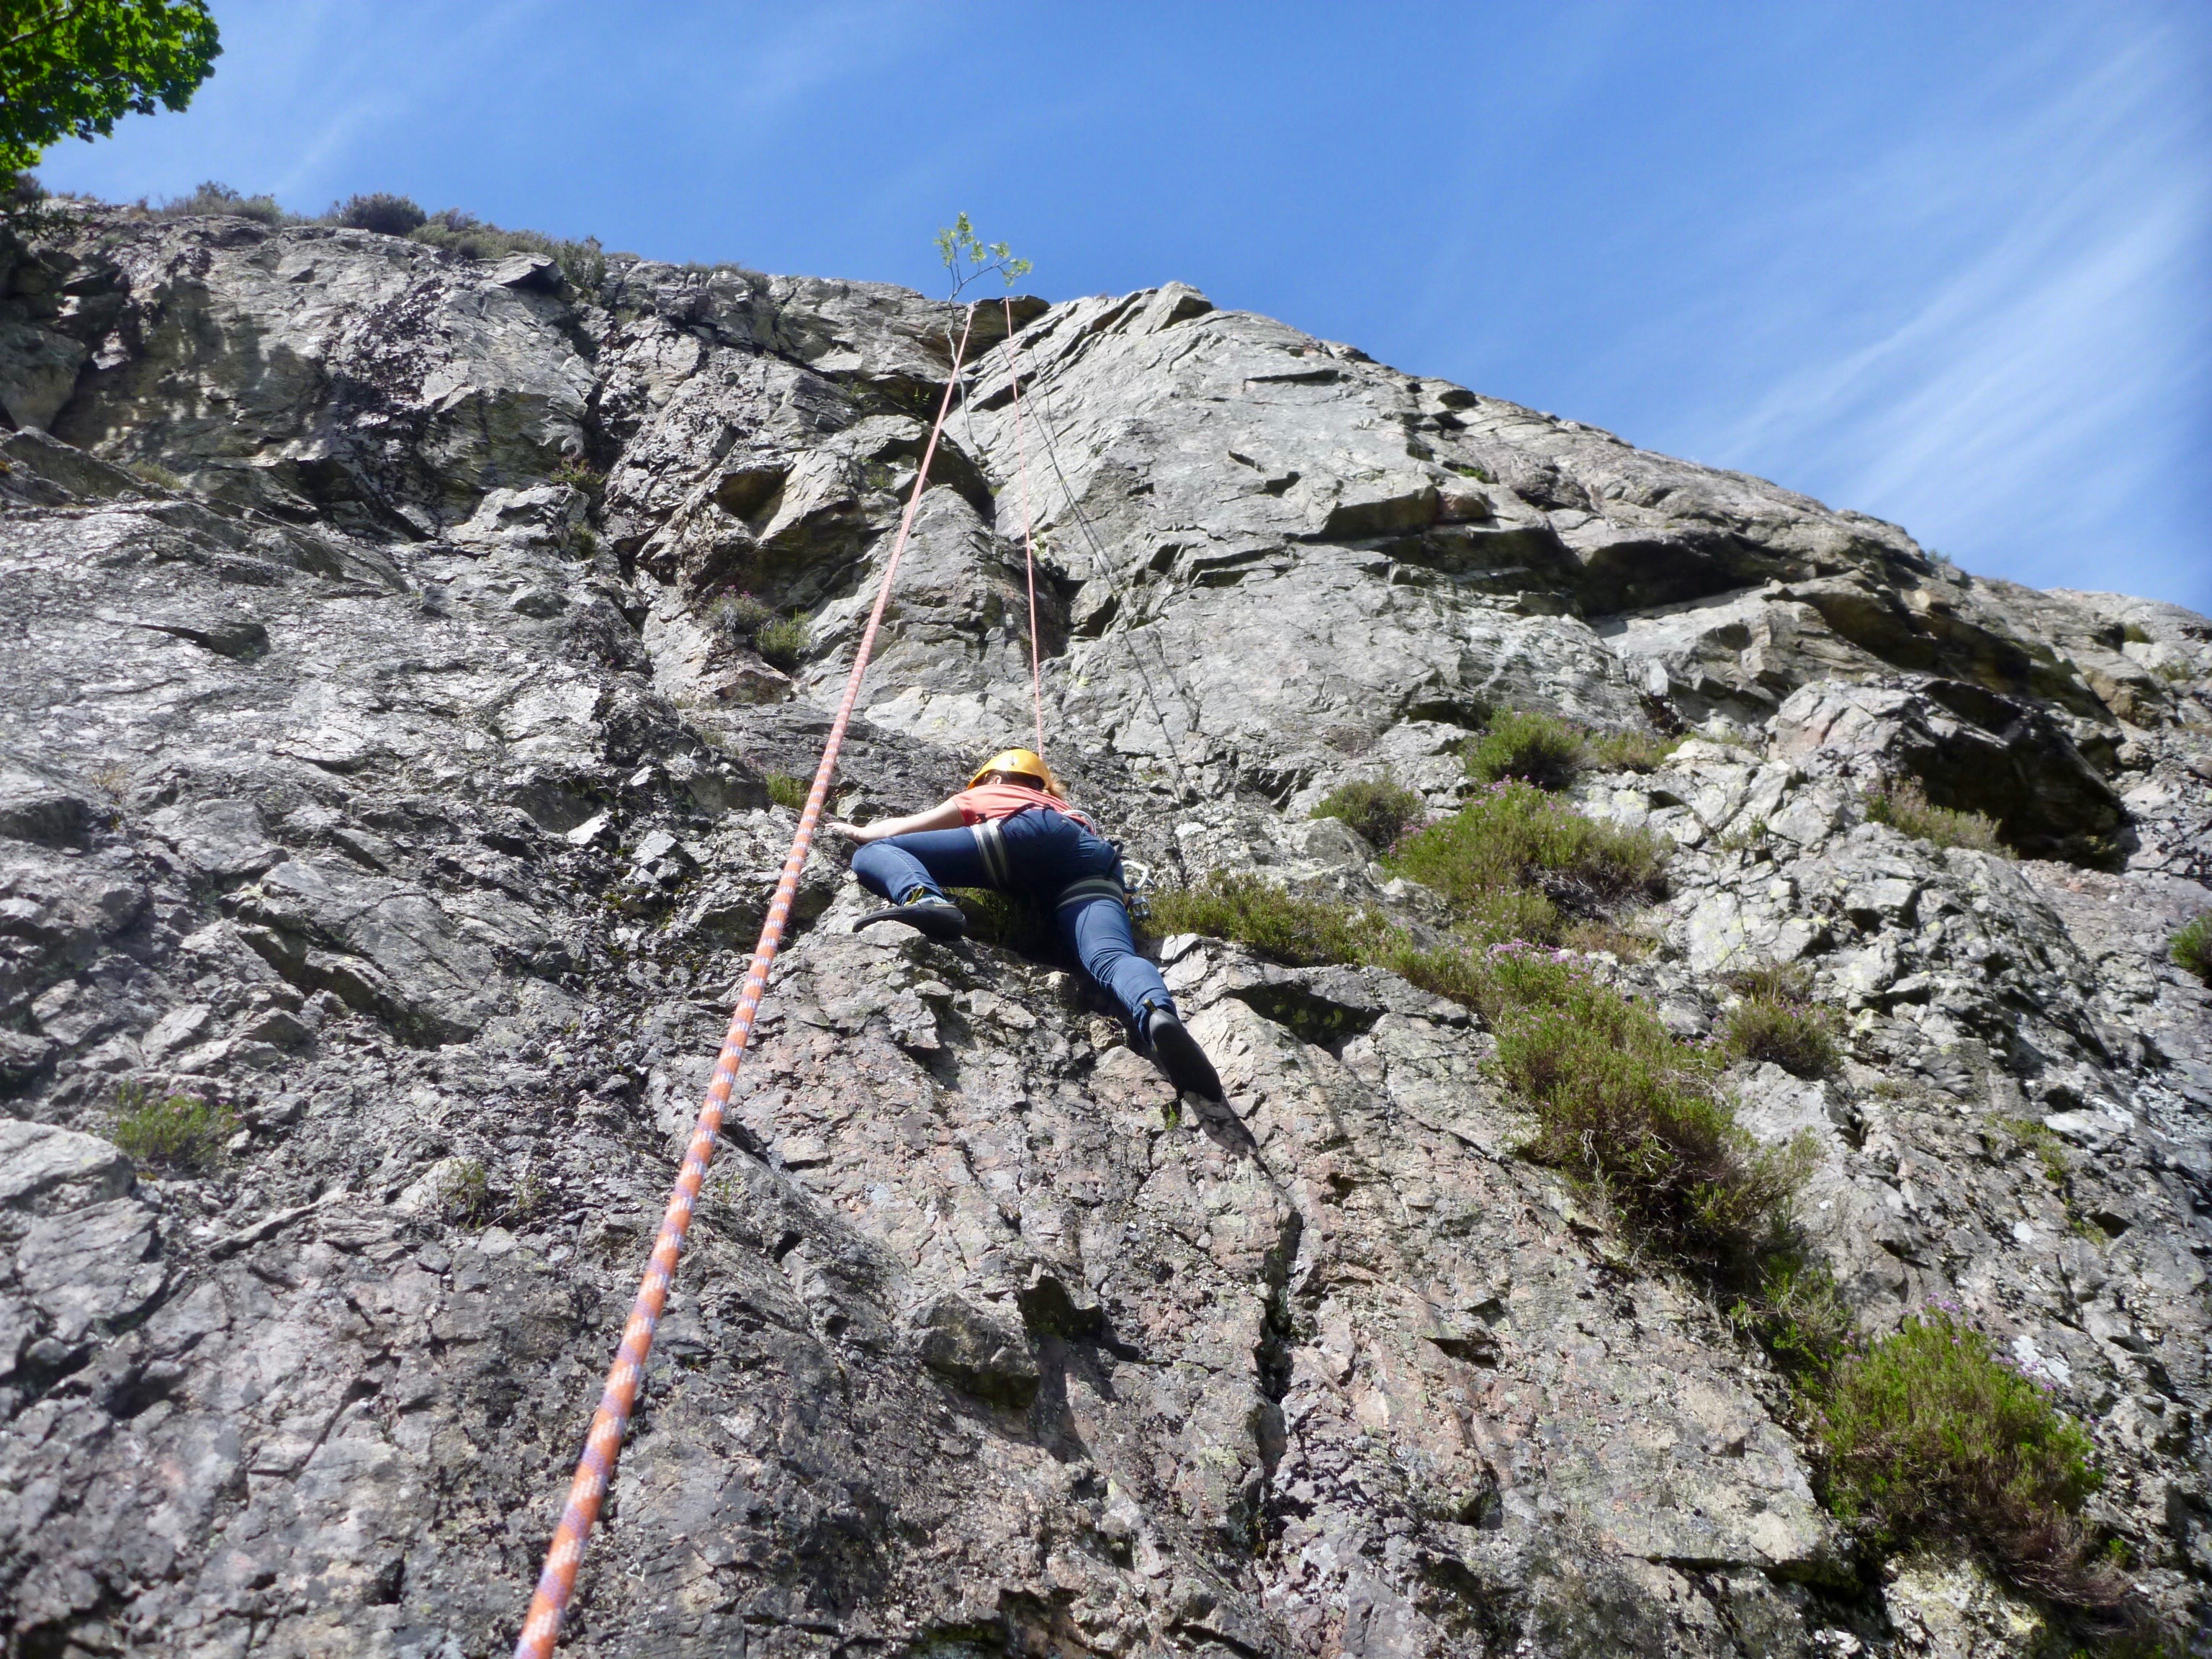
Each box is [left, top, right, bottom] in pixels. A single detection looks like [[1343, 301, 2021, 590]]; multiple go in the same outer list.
[[935, 211, 1031, 298], [0, 1, 220, 172]]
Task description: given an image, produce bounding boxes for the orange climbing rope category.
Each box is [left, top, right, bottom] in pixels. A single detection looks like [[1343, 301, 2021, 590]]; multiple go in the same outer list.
[[1003, 296, 1048, 761], [512, 305, 979, 1659]]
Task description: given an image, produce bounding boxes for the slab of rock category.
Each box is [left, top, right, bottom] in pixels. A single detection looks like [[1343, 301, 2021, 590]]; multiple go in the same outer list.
[[0, 206, 2204, 1656]]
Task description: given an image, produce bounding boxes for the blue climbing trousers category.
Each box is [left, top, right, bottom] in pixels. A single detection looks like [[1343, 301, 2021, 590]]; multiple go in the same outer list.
[[851, 808, 1174, 1030]]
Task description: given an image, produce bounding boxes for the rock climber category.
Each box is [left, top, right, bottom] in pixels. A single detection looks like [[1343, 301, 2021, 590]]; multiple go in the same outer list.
[[827, 747, 1223, 1101]]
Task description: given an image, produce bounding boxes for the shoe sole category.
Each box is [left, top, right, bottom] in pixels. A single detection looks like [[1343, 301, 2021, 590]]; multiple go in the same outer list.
[[854, 903, 968, 942], [1148, 1015, 1223, 1100]]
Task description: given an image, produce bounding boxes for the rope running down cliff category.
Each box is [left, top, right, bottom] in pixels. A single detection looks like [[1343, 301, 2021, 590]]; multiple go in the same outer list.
[[1017, 322, 1213, 809], [511, 305, 979, 1659], [1002, 296, 1049, 763], [958, 303, 1210, 822]]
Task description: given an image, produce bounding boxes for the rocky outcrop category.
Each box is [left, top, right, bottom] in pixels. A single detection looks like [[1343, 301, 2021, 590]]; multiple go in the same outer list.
[[0, 205, 2207, 1658]]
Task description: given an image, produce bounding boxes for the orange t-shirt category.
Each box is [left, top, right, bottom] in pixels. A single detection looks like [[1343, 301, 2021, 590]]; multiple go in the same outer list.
[[950, 782, 1097, 835]]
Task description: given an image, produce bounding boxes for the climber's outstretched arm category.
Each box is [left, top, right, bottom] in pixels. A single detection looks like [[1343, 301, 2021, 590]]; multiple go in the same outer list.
[[827, 797, 965, 844]]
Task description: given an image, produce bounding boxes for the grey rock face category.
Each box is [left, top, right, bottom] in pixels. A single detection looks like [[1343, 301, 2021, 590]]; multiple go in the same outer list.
[[0, 207, 2206, 1657]]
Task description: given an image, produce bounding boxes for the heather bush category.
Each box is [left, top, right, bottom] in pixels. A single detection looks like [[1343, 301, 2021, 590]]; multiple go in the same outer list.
[[1462, 707, 1586, 789], [1722, 994, 1841, 1079], [1155, 789, 1791, 1272], [1389, 779, 1667, 912], [763, 770, 809, 810], [333, 191, 426, 235], [1863, 778, 2008, 855], [1820, 1308, 2118, 1608], [407, 210, 607, 292], [1477, 948, 1807, 1266], [409, 207, 537, 260], [752, 614, 811, 670], [1146, 873, 1392, 969], [1310, 777, 1426, 851]]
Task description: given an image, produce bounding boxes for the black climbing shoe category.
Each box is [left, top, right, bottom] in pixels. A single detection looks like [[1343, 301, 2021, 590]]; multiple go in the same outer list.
[[1143, 1007, 1222, 1100], [853, 899, 967, 942]]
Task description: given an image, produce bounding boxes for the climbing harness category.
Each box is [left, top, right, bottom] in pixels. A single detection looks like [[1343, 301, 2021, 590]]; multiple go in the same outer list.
[[511, 306, 979, 1659]]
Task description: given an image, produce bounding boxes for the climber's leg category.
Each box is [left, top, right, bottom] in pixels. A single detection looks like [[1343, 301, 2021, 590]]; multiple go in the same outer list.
[[852, 828, 992, 902], [850, 829, 991, 940], [1056, 887, 1172, 1025], [1053, 871, 1224, 1102]]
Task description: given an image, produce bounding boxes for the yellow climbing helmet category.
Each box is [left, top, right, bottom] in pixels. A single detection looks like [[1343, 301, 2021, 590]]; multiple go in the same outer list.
[[970, 747, 1063, 797]]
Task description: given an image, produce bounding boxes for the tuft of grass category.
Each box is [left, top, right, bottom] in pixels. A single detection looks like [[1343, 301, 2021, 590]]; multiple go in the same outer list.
[[1462, 708, 1586, 790], [1586, 729, 1685, 773], [1310, 777, 1427, 852], [1726, 961, 1811, 1001], [406, 210, 608, 292], [332, 192, 426, 236], [1147, 872, 1393, 969], [1819, 1308, 2119, 1609], [552, 458, 606, 500], [150, 181, 287, 224], [1715, 816, 1771, 855], [763, 771, 810, 810], [1723, 994, 1841, 1079], [504, 1166, 550, 1226], [752, 613, 811, 670], [1389, 778, 1667, 921], [708, 591, 775, 643], [1730, 1254, 1856, 1390], [1559, 917, 1655, 961], [127, 459, 186, 492], [952, 886, 1058, 956], [1863, 779, 2009, 856], [2171, 914, 2212, 985], [438, 1158, 494, 1227], [1999, 1115, 2072, 1192], [111, 1084, 236, 1172]]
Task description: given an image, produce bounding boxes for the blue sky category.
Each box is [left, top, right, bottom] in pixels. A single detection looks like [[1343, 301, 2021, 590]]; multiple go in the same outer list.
[[38, 1, 2212, 611]]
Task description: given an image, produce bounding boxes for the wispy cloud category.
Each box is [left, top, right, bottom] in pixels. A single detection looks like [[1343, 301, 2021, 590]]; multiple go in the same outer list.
[[1704, 14, 2211, 602], [263, 0, 555, 198]]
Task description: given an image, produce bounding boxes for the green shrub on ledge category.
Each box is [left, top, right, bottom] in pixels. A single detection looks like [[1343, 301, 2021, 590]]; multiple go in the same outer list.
[[1146, 873, 1392, 969], [1462, 708, 1587, 789], [1819, 1308, 2118, 1609], [111, 1084, 235, 1172], [1389, 778, 1667, 914], [1310, 777, 1427, 850]]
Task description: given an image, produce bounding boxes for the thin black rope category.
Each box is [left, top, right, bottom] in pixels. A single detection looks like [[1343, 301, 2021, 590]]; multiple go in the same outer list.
[[1012, 325, 1214, 814]]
